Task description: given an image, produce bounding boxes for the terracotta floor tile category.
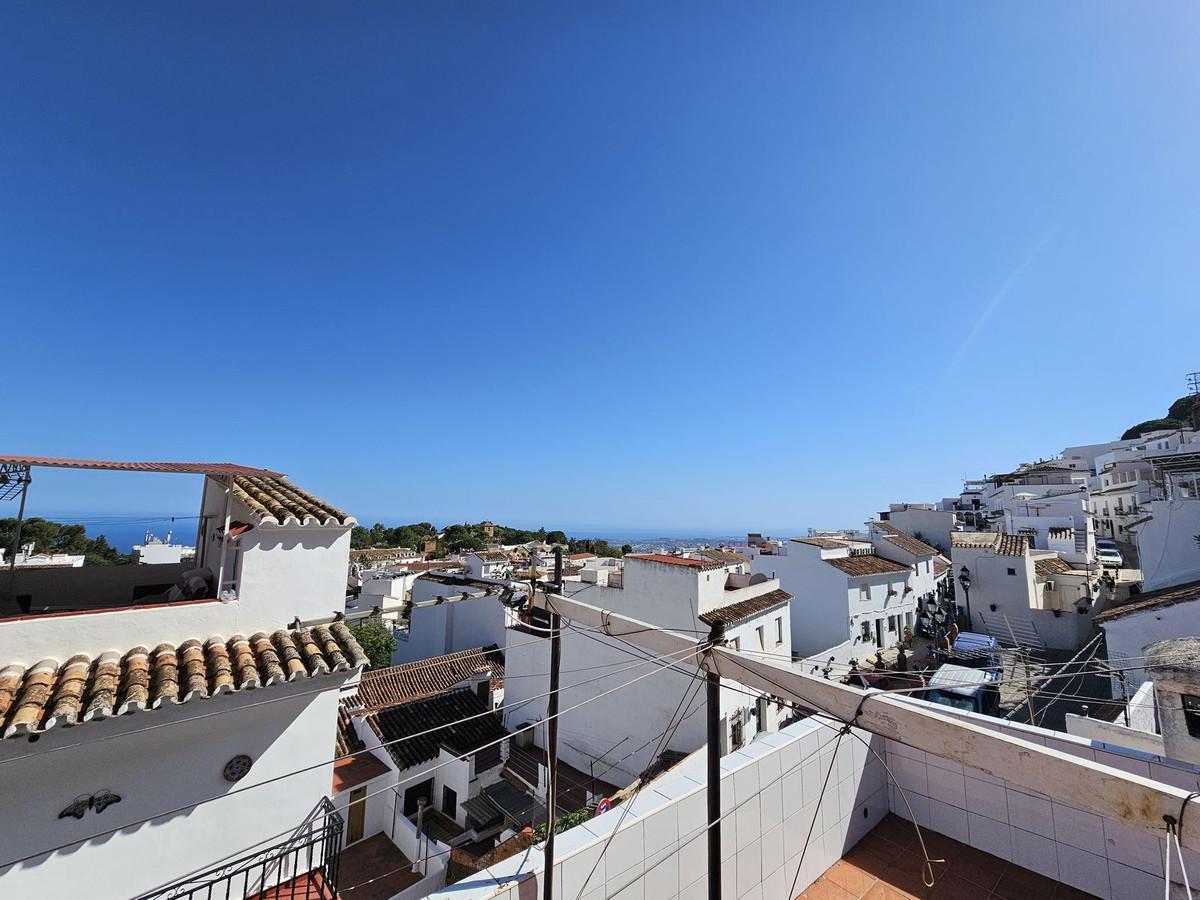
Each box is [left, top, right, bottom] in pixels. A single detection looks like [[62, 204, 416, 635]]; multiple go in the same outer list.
[[991, 864, 1059, 900], [946, 847, 1006, 890], [1051, 884, 1101, 899], [854, 833, 908, 864], [928, 873, 987, 900], [799, 878, 857, 900], [874, 816, 919, 848], [825, 859, 879, 897], [862, 883, 913, 900]]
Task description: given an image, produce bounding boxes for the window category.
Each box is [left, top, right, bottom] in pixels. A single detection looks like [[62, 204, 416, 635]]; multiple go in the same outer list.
[[859, 585, 869, 600], [1184, 695, 1200, 739], [1007, 568, 1016, 576], [732, 637, 741, 651], [755, 625, 765, 652], [442, 785, 458, 818], [775, 617, 784, 646], [861, 621, 871, 641], [887, 615, 897, 632]]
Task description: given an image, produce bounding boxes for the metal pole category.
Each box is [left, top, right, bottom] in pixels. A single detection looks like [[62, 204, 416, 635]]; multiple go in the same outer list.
[[415, 799, 428, 875], [215, 475, 233, 597], [543, 548, 564, 900], [1118, 671, 1130, 727], [7, 468, 30, 576], [706, 619, 726, 900]]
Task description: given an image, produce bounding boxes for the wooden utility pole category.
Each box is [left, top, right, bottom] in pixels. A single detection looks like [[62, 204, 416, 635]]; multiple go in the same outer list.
[[542, 548, 564, 900], [706, 620, 726, 900]]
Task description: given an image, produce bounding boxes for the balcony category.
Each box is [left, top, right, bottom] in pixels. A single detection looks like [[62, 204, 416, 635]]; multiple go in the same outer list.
[[137, 800, 343, 900]]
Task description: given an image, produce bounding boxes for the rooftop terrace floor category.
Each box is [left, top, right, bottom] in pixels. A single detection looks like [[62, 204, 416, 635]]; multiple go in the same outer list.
[[798, 814, 1096, 899], [336, 833, 424, 900]]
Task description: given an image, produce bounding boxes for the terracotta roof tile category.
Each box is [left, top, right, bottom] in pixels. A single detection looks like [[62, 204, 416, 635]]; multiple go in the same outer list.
[[357, 646, 504, 711], [626, 553, 724, 570], [697, 549, 751, 566], [232, 474, 355, 527], [369, 689, 509, 770], [1034, 556, 1075, 578], [791, 537, 847, 549], [869, 521, 939, 557], [824, 555, 911, 577], [0, 623, 367, 740], [1095, 579, 1200, 622], [996, 534, 1029, 557], [699, 589, 792, 627], [0, 455, 282, 477]]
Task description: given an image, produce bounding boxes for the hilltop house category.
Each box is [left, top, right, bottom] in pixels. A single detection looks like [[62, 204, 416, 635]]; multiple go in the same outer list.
[[0, 455, 367, 900]]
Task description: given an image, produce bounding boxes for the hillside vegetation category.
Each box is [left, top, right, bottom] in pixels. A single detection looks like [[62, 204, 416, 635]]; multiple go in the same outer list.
[[1122, 394, 1200, 440]]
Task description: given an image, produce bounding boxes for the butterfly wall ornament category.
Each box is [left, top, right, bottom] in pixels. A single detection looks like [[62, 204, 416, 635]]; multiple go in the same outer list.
[[58, 790, 122, 819]]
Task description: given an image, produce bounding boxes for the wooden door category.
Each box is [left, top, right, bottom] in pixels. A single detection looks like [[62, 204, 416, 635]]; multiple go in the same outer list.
[[347, 787, 367, 844]]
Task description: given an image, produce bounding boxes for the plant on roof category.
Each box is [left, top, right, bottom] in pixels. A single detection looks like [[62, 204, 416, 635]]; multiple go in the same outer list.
[[348, 619, 396, 669], [533, 805, 594, 838]]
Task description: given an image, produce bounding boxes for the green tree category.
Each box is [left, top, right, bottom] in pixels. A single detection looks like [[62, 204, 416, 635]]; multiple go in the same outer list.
[[0, 517, 134, 566], [545, 530, 567, 545], [348, 619, 396, 669], [620, 544, 633, 555]]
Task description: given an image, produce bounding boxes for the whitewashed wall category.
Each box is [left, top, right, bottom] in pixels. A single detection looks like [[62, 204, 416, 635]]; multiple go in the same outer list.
[[1134, 498, 1200, 591], [0, 684, 342, 900], [747, 543, 851, 657], [887, 693, 1200, 899], [427, 717, 888, 900]]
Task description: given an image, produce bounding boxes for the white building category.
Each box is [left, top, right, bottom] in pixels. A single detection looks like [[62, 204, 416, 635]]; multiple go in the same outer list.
[[1128, 446, 1200, 591], [466, 550, 511, 580], [132, 531, 196, 565], [391, 572, 510, 664], [877, 503, 959, 554], [503, 552, 793, 787], [0, 541, 84, 569], [744, 526, 933, 663], [0, 455, 367, 900], [1095, 579, 1200, 694], [949, 532, 1099, 650]]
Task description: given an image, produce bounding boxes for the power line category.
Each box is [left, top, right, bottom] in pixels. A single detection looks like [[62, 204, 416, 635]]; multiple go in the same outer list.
[[3, 640, 700, 872], [0, 619, 663, 768]]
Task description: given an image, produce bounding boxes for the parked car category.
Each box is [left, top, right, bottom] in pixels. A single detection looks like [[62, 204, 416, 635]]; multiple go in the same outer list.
[[1096, 538, 1119, 552], [1097, 547, 1124, 568], [923, 663, 1001, 716]]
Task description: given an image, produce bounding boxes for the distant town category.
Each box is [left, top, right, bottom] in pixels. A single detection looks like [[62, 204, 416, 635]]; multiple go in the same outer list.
[[2, 383, 1199, 899]]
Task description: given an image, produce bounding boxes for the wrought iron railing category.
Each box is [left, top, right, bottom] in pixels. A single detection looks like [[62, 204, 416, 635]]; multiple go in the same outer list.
[[136, 798, 343, 900]]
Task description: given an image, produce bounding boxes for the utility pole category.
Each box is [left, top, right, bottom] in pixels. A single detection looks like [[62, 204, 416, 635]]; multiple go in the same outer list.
[[542, 547, 564, 900], [706, 619, 726, 900]]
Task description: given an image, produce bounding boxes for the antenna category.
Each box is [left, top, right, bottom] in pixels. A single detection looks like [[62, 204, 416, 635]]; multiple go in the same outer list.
[[1189, 371, 1200, 430]]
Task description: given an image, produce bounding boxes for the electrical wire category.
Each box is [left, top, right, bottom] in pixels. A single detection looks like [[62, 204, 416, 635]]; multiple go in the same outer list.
[[2, 640, 700, 872], [0, 626, 605, 769], [571, 658, 708, 900]]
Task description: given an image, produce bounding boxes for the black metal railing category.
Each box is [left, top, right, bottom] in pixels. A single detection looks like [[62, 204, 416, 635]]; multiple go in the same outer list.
[[137, 798, 344, 900]]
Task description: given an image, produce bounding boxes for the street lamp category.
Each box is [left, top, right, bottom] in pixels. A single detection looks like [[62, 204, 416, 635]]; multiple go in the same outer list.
[[958, 566, 973, 631]]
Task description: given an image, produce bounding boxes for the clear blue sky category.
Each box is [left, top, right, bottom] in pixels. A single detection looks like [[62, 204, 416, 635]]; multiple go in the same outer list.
[[3, 3, 1198, 535]]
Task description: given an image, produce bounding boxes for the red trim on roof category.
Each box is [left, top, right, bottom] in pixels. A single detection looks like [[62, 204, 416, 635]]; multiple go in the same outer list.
[[0, 455, 283, 477], [3, 596, 221, 623], [626, 553, 719, 569]]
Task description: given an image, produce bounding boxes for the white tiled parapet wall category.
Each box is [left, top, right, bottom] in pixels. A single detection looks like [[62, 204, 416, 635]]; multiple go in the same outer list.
[[428, 716, 889, 900], [885, 695, 1200, 900]]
